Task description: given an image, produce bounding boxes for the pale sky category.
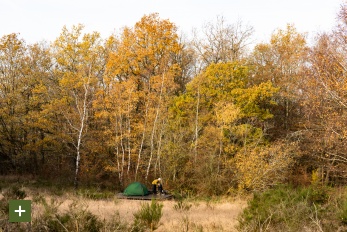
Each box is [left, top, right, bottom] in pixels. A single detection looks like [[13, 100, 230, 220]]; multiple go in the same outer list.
[[0, 0, 344, 45]]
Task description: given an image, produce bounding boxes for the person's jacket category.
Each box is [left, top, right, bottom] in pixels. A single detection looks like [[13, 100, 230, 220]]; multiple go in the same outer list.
[[152, 179, 161, 185]]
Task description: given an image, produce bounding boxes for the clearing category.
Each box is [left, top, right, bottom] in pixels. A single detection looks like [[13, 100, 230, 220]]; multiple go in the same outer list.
[[32, 192, 247, 231], [1, 184, 247, 231]]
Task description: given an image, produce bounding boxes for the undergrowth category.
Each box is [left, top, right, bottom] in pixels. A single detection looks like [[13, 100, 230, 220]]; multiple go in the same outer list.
[[77, 188, 114, 200], [237, 184, 347, 232], [0, 185, 129, 232], [132, 199, 164, 232]]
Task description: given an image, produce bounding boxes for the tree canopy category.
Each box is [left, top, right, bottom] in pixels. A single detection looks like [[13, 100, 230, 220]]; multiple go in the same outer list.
[[1, 9, 347, 194]]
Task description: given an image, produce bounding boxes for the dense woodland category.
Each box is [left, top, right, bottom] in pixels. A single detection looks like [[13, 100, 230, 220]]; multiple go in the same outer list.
[[1, 5, 347, 195]]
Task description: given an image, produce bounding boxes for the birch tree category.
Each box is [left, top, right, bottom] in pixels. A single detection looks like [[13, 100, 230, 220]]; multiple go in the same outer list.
[[105, 13, 182, 183], [251, 24, 308, 136], [52, 25, 104, 188], [300, 10, 347, 183]]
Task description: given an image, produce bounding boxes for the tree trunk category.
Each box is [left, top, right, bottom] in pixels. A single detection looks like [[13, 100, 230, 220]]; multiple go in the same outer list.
[[73, 78, 89, 189], [145, 74, 165, 181], [194, 87, 200, 163], [135, 100, 149, 180]]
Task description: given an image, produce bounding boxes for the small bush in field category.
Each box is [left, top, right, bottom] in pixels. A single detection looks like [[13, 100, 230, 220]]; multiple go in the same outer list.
[[62, 201, 103, 232], [306, 185, 329, 204], [3, 185, 27, 199], [32, 197, 103, 232], [237, 185, 347, 232], [78, 211, 103, 232], [0, 185, 27, 230], [133, 199, 163, 231], [32, 197, 62, 231], [105, 211, 129, 231], [341, 198, 347, 225], [174, 199, 192, 212]]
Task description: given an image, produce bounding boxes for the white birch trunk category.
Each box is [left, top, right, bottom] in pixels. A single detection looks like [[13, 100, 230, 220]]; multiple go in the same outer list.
[[154, 119, 165, 177], [118, 114, 125, 181], [145, 74, 165, 181], [194, 87, 200, 163], [135, 100, 149, 180], [74, 76, 89, 189], [127, 89, 133, 175]]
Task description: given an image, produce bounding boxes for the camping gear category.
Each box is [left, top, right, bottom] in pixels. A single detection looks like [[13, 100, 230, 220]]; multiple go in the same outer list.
[[123, 182, 149, 196], [118, 181, 172, 200]]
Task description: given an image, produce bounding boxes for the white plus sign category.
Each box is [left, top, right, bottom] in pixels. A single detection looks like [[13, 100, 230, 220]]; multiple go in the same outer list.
[[14, 205, 26, 217]]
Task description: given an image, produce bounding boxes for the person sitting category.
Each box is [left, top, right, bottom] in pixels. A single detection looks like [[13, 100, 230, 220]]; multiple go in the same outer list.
[[152, 178, 162, 194]]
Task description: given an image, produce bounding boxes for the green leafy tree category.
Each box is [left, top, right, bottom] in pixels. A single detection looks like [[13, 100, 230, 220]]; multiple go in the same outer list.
[[165, 62, 279, 194]]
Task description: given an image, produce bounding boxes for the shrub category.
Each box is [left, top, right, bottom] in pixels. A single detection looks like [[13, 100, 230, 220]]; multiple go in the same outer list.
[[237, 184, 347, 232], [174, 199, 192, 212], [341, 197, 347, 225], [133, 199, 163, 231], [63, 201, 103, 232], [32, 197, 103, 232], [0, 185, 29, 231], [105, 212, 129, 231], [3, 185, 27, 199], [32, 197, 63, 231], [307, 185, 329, 204]]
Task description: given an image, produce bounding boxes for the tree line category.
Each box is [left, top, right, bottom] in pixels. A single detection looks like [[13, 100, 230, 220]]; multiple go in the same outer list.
[[1, 7, 347, 194]]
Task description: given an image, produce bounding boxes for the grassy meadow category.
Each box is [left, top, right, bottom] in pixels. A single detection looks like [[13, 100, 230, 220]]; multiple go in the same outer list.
[[2, 176, 347, 231], [0, 176, 246, 232]]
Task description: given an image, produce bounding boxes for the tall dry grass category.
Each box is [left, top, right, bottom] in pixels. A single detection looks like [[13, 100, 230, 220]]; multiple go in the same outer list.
[[0, 185, 246, 231], [57, 196, 246, 231]]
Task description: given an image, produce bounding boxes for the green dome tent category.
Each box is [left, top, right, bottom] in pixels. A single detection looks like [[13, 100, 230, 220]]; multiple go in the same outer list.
[[123, 182, 149, 196]]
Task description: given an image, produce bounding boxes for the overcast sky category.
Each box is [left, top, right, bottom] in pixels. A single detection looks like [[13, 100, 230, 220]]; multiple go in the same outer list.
[[0, 0, 343, 44]]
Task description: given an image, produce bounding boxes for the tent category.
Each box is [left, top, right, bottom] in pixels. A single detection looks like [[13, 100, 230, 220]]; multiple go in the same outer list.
[[123, 182, 149, 196]]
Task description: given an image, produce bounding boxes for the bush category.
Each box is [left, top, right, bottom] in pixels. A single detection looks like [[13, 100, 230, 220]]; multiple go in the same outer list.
[[133, 199, 163, 231], [174, 199, 192, 212], [341, 197, 347, 225], [105, 212, 129, 231], [237, 185, 347, 232], [32, 197, 63, 231], [3, 185, 27, 199], [0, 185, 130, 232], [32, 197, 103, 232], [239, 188, 308, 231], [0, 186, 28, 231]]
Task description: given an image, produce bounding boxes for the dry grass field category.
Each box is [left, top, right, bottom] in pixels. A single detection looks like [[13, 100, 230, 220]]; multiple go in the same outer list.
[[28, 191, 246, 231], [0, 176, 248, 231], [3, 176, 347, 231]]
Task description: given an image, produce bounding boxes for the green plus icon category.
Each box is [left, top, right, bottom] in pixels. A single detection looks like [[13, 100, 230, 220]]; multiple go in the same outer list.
[[9, 200, 31, 222]]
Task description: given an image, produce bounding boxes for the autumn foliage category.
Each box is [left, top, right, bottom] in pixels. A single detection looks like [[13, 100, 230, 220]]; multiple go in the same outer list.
[[1, 9, 347, 194]]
